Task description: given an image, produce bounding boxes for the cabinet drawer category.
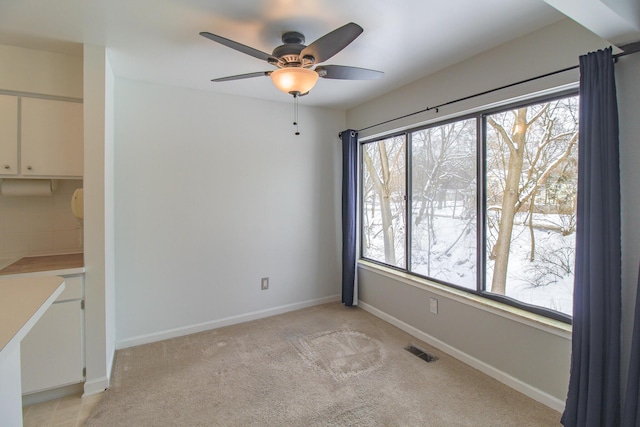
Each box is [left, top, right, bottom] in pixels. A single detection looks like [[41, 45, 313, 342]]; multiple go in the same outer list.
[[56, 275, 83, 301]]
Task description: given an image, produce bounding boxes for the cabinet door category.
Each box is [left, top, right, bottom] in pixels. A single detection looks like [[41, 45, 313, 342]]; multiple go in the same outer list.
[[0, 95, 18, 176], [20, 300, 84, 394], [21, 97, 83, 177]]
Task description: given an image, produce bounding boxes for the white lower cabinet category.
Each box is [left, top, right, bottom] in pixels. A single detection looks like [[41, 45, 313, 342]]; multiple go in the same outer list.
[[20, 275, 84, 394]]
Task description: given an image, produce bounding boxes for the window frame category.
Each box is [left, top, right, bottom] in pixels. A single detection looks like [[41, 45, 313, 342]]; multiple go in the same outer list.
[[359, 132, 408, 269], [359, 89, 578, 324]]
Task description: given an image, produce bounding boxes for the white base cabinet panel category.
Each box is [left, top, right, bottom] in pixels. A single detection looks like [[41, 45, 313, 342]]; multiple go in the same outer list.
[[20, 275, 84, 395], [20, 300, 84, 394]]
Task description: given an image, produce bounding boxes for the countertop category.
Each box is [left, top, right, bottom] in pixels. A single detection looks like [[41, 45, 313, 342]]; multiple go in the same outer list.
[[0, 276, 65, 359], [0, 275, 65, 426], [0, 254, 84, 277]]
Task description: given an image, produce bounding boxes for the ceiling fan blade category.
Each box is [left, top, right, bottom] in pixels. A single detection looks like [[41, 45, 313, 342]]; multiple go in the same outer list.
[[316, 65, 384, 80], [211, 71, 271, 82], [200, 32, 277, 63], [300, 22, 363, 64]]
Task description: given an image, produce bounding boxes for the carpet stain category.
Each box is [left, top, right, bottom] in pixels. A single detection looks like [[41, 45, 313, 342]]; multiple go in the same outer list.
[[295, 330, 385, 381]]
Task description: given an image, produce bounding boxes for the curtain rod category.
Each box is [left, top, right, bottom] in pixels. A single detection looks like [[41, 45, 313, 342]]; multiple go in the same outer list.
[[356, 46, 640, 134]]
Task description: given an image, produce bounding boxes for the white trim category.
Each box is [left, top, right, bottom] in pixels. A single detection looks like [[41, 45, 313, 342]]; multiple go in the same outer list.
[[106, 338, 115, 384], [116, 295, 341, 349], [358, 260, 572, 339], [358, 301, 566, 412], [83, 377, 109, 397], [23, 383, 84, 406]]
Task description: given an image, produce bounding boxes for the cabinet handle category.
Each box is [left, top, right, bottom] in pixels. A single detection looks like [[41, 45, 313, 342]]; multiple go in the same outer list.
[[27, 165, 32, 170], [3, 165, 9, 170]]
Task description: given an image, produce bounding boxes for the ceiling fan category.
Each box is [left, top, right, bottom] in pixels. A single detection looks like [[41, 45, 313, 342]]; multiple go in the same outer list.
[[200, 22, 383, 97]]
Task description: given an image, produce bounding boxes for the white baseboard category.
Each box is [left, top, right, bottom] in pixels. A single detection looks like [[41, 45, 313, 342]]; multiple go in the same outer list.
[[83, 377, 109, 397], [358, 301, 566, 413], [23, 383, 84, 406], [116, 295, 341, 350]]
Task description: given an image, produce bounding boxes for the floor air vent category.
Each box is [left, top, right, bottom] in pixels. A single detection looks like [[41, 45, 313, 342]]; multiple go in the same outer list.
[[405, 344, 438, 363]]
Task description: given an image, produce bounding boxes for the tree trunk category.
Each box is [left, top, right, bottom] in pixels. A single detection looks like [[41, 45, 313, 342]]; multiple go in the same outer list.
[[363, 145, 396, 265], [380, 190, 396, 265], [528, 197, 536, 262], [452, 189, 458, 218], [490, 109, 527, 295]]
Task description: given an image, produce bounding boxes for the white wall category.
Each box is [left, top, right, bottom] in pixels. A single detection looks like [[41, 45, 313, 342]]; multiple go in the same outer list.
[[346, 18, 614, 410], [114, 79, 345, 346]]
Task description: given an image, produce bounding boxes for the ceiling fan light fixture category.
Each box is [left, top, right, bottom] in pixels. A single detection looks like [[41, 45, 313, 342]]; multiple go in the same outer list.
[[270, 68, 319, 95]]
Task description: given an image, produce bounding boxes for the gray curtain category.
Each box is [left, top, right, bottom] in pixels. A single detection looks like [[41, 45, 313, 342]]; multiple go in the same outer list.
[[562, 47, 621, 426], [622, 262, 640, 426], [341, 130, 358, 306]]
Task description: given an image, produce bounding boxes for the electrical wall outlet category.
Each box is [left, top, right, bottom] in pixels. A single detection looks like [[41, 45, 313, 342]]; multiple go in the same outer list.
[[429, 297, 438, 314], [261, 277, 269, 290]]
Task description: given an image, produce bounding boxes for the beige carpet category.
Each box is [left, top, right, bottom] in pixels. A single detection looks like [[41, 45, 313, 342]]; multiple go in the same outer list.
[[87, 302, 561, 426]]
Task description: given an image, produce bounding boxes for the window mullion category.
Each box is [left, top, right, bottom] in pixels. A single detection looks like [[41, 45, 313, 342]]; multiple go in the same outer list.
[[405, 132, 412, 273], [477, 115, 487, 294]]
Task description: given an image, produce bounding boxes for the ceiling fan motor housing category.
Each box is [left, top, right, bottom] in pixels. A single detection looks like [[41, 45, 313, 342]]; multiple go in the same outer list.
[[281, 31, 305, 44], [272, 32, 314, 67]]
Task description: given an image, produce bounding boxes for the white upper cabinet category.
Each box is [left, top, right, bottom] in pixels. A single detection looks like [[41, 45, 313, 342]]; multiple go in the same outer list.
[[0, 95, 18, 175], [20, 97, 83, 178]]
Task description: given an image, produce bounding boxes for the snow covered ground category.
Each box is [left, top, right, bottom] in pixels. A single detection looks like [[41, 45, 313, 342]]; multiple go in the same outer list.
[[364, 207, 574, 316]]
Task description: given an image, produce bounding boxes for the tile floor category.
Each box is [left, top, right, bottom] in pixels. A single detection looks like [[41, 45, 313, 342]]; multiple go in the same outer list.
[[22, 392, 103, 427]]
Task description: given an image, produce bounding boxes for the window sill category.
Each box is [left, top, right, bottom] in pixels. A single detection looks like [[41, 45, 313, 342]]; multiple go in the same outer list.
[[357, 260, 572, 340]]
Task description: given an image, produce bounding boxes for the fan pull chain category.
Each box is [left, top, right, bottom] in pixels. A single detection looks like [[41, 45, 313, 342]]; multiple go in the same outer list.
[[293, 94, 300, 135]]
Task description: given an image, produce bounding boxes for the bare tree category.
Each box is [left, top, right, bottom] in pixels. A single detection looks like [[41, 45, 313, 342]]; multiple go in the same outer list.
[[362, 137, 406, 266], [486, 99, 578, 294], [410, 120, 476, 281]]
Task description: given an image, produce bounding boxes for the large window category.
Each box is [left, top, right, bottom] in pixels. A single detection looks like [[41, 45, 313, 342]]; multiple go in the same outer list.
[[360, 93, 578, 321]]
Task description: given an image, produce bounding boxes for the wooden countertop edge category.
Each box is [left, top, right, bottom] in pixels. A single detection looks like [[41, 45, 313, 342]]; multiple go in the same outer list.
[[0, 267, 85, 280], [0, 254, 84, 277]]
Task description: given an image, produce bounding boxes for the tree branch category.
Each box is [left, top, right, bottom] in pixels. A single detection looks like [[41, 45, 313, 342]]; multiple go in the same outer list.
[[487, 116, 517, 153], [526, 104, 549, 127], [517, 131, 578, 209]]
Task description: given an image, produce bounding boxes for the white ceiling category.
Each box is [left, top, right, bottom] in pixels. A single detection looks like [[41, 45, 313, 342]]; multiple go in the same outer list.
[[0, 0, 596, 109]]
